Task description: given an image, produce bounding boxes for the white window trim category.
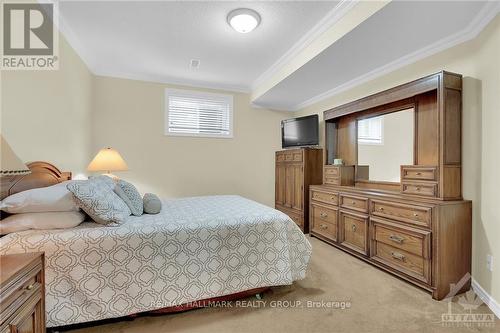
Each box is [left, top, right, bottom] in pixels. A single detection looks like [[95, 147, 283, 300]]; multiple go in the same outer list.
[[358, 116, 384, 145], [164, 88, 234, 138]]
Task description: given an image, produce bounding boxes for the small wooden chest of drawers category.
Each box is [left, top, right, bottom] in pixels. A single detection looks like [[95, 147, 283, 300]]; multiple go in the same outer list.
[[323, 165, 355, 186], [0, 253, 45, 333]]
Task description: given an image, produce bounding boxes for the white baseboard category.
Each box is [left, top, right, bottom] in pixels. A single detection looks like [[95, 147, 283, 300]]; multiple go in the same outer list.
[[472, 278, 500, 319]]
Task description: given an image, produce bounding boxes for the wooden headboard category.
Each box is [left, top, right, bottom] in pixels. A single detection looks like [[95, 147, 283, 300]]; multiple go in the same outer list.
[[0, 162, 71, 200]]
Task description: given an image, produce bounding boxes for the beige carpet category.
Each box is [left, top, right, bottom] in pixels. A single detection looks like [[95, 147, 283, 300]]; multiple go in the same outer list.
[[65, 236, 499, 333]]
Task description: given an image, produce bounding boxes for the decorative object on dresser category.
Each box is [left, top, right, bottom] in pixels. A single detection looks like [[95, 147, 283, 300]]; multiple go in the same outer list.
[[310, 71, 472, 300], [275, 148, 323, 233], [0, 252, 45, 333]]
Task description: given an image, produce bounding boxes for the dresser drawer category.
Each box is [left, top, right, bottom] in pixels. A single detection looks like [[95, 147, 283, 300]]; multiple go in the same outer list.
[[401, 182, 437, 197], [0, 253, 45, 332], [370, 199, 432, 228], [3, 290, 43, 333], [372, 242, 431, 284], [311, 204, 338, 241], [371, 217, 431, 258], [324, 166, 339, 177], [324, 176, 340, 186], [311, 190, 338, 205], [339, 210, 369, 255], [0, 267, 42, 324], [276, 153, 285, 162], [292, 151, 303, 162], [284, 153, 294, 161], [339, 194, 369, 213], [401, 166, 438, 181]]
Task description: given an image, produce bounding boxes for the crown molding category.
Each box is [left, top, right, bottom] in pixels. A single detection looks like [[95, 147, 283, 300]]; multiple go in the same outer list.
[[250, 0, 359, 91], [93, 68, 250, 93], [472, 278, 500, 320], [292, 1, 500, 111]]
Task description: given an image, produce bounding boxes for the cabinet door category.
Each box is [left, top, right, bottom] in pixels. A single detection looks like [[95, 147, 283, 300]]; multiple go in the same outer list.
[[292, 164, 303, 211], [275, 163, 286, 206], [339, 210, 369, 255], [284, 164, 294, 208]]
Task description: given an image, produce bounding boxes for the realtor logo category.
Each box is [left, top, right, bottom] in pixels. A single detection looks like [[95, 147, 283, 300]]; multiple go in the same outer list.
[[1, 2, 59, 70]]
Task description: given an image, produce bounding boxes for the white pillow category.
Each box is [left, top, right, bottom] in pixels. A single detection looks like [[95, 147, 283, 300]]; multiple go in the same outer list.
[[0, 181, 80, 213], [0, 211, 86, 235]]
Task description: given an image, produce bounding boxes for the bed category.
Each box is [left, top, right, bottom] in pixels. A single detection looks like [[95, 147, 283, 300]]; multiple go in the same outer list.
[[0, 162, 312, 328]]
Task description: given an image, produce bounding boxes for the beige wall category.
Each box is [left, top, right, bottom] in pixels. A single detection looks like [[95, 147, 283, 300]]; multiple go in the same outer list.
[[91, 76, 286, 206], [297, 17, 500, 302], [358, 109, 414, 182], [1, 35, 93, 176]]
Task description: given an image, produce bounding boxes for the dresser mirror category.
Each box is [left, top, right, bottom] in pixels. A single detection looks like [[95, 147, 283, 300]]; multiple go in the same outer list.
[[357, 108, 414, 183]]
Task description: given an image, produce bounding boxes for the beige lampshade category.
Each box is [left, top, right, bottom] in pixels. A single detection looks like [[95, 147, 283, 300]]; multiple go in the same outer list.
[[87, 147, 128, 173], [1, 135, 31, 176]]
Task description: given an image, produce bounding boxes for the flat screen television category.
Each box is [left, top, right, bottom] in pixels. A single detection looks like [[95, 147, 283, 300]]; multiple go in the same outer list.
[[281, 114, 319, 148]]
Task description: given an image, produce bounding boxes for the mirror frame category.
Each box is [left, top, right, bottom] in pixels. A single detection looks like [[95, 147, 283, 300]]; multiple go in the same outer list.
[[354, 101, 418, 189]]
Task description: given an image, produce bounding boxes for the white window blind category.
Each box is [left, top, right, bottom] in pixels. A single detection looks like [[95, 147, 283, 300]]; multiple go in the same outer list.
[[358, 116, 383, 144], [165, 89, 233, 138]]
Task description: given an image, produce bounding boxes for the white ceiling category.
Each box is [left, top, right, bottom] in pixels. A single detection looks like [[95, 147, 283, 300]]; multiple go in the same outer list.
[[59, 1, 337, 92], [59, 1, 499, 110], [253, 1, 499, 110]]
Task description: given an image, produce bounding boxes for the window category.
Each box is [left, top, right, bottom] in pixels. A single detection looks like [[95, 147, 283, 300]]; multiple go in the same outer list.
[[358, 116, 383, 144], [165, 89, 233, 138]]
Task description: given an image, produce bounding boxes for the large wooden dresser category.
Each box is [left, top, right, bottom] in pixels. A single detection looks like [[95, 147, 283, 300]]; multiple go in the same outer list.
[[0, 253, 45, 333], [275, 148, 323, 233], [310, 71, 472, 300]]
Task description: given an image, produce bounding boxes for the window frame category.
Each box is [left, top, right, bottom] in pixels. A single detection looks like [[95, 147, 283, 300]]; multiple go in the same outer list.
[[164, 88, 234, 139], [357, 116, 384, 145]]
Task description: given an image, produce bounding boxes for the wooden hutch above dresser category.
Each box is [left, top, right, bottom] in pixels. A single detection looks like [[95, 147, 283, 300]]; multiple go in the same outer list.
[[310, 71, 472, 300]]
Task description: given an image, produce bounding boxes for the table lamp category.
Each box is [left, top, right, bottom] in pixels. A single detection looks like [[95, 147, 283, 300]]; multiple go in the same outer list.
[[87, 147, 128, 179], [1, 135, 31, 176]]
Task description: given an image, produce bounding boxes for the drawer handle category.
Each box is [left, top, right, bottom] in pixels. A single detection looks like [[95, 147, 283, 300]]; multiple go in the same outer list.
[[391, 252, 406, 262], [416, 172, 422, 176], [26, 284, 34, 291], [320, 212, 328, 218], [413, 213, 419, 217], [351, 201, 356, 205], [379, 207, 384, 211], [415, 187, 421, 191], [389, 235, 405, 244], [331, 197, 335, 201], [320, 224, 328, 230], [351, 224, 357, 232]]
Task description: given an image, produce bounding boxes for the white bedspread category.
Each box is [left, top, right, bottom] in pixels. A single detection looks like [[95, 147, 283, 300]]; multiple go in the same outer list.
[[0, 195, 311, 327]]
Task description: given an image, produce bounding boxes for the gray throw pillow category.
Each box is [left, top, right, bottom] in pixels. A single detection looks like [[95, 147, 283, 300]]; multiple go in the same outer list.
[[114, 180, 143, 216], [88, 175, 116, 189], [143, 193, 161, 214], [67, 177, 131, 226]]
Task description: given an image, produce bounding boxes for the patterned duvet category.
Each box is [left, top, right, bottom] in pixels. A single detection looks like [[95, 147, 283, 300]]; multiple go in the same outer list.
[[0, 195, 312, 327]]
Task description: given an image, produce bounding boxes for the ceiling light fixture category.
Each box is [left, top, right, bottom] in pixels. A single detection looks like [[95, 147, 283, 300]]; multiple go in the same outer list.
[[227, 8, 261, 34]]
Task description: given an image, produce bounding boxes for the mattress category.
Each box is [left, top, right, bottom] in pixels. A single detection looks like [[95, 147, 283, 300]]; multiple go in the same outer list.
[[0, 195, 312, 327]]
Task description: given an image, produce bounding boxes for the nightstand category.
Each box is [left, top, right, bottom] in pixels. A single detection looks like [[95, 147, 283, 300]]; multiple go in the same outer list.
[[0, 253, 45, 333]]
